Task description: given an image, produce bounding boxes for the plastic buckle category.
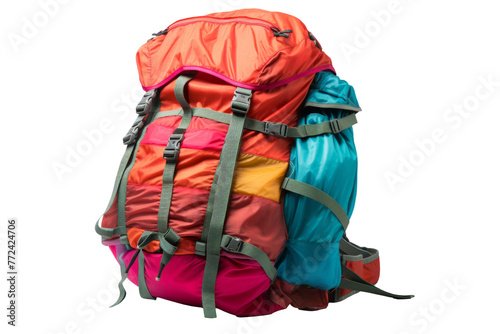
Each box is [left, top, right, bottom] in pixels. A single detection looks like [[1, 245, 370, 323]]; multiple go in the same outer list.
[[118, 236, 133, 250], [152, 28, 168, 37], [136, 90, 157, 116], [222, 237, 243, 253], [163, 133, 184, 161], [231, 87, 252, 114], [119, 235, 128, 244], [330, 119, 341, 133], [123, 115, 145, 145], [163, 228, 180, 245], [264, 122, 288, 138], [195, 241, 206, 256]]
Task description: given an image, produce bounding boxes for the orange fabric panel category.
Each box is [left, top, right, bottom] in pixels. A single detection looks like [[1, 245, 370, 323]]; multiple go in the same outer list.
[[137, 9, 332, 88], [127, 144, 165, 186], [156, 71, 313, 162], [126, 236, 198, 255], [127, 227, 159, 253], [129, 143, 286, 202], [174, 148, 221, 191], [160, 73, 235, 113]]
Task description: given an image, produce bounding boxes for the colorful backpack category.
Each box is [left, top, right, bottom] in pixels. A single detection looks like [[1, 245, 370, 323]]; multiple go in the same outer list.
[[95, 8, 412, 318]]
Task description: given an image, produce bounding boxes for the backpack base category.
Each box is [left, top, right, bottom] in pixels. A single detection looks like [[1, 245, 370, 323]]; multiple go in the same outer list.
[[109, 244, 284, 316]]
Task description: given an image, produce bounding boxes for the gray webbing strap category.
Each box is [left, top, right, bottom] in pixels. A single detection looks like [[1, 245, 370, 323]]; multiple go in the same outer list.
[[200, 87, 252, 318], [287, 113, 357, 138], [95, 220, 127, 239], [339, 265, 414, 300], [136, 231, 157, 300], [114, 231, 157, 301], [157, 73, 196, 234], [115, 90, 161, 245], [303, 101, 362, 113], [156, 72, 196, 280], [110, 229, 180, 306], [220, 235, 277, 282], [281, 177, 350, 231], [156, 229, 180, 280], [110, 252, 128, 307], [153, 108, 356, 138], [106, 89, 161, 306], [96, 89, 159, 241], [104, 145, 135, 213], [339, 237, 372, 258]]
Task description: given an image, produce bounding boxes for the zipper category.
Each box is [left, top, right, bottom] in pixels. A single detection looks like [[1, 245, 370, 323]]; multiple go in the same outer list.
[[160, 16, 292, 38]]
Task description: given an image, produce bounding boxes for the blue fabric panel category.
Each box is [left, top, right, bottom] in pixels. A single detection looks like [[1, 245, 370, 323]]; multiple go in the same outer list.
[[276, 71, 359, 290]]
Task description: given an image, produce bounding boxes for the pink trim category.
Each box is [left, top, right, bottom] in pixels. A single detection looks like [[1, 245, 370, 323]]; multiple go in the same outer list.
[[142, 64, 336, 91]]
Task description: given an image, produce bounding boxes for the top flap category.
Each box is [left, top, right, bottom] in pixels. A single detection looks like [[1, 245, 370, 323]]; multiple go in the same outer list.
[[136, 9, 334, 91]]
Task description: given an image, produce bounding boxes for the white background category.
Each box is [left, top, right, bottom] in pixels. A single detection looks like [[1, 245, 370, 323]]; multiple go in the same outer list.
[[1, 0, 499, 333]]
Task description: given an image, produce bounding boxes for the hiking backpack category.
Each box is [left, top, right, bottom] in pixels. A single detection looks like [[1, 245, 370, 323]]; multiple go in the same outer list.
[[95, 8, 412, 318]]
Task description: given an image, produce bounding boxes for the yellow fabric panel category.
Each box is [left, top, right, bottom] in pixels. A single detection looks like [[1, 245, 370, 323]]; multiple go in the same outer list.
[[233, 153, 288, 202]]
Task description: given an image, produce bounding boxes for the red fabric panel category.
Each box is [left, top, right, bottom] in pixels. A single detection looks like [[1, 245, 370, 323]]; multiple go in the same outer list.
[[124, 184, 287, 260], [267, 278, 328, 310], [101, 197, 118, 230]]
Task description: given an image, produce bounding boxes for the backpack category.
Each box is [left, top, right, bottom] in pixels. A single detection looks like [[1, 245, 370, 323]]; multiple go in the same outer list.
[[95, 8, 412, 318]]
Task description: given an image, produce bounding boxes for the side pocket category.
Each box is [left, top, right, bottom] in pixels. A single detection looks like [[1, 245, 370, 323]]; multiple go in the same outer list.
[[333, 246, 380, 302]]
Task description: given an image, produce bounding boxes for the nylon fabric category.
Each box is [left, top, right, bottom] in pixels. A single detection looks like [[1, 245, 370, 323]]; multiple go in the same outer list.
[[137, 9, 333, 89], [277, 70, 359, 290], [124, 184, 287, 260], [303, 71, 360, 108], [109, 245, 284, 316], [130, 143, 288, 202], [94, 7, 417, 317], [100, 197, 118, 230], [115, 93, 160, 244], [220, 235, 277, 282], [157, 72, 312, 162]]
